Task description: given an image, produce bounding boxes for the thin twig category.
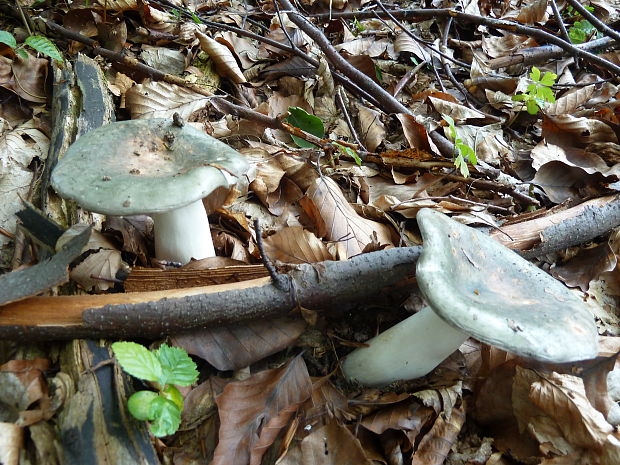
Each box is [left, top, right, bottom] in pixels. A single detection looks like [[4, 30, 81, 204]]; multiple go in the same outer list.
[[308, 8, 620, 76]]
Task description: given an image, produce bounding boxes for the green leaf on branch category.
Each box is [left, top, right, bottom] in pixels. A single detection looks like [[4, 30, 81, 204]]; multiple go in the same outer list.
[[286, 107, 325, 148], [24, 36, 62, 62]]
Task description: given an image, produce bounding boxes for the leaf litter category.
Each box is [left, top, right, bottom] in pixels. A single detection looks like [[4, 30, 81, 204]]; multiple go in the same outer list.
[[2, 0, 620, 463]]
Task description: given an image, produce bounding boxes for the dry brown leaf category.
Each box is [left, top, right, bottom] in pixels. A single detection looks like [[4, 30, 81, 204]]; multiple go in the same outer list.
[[301, 376, 351, 423], [262, 226, 334, 263], [394, 31, 432, 62], [95, 0, 138, 10], [543, 115, 618, 147], [546, 85, 596, 116], [357, 104, 386, 152], [196, 31, 247, 84], [171, 317, 307, 371], [411, 404, 465, 465], [361, 399, 435, 441], [428, 96, 487, 122], [481, 34, 537, 58], [302, 177, 394, 259], [0, 54, 48, 103], [282, 419, 373, 465], [212, 355, 312, 465], [141, 4, 179, 34], [125, 81, 211, 119], [503, 0, 549, 24], [551, 243, 617, 291], [396, 113, 433, 152]]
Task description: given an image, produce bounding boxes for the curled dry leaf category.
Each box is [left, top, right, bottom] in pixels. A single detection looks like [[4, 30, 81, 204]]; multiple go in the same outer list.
[[302, 177, 394, 259], [411, 404, 466, 465], [196, 31, 247, 84], [262, 226, 334, 263], [212, 355, 312, 465], [125, 81, 211, 119], [0, 54, 48, 103], [357, 104, 386, 153], [543, 115, 618, 147]]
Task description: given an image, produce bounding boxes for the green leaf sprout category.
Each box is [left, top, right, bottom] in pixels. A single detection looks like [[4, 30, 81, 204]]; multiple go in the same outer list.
[[442, 114, 477, 178], [511, 66, 557, 115], [0, 30, 62, 62], [111, 342, 198, 437]]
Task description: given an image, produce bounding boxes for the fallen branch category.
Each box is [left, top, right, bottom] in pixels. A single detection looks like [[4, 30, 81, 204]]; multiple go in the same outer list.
[[491, 194, 620, 258], [0, 247, 420, 340]]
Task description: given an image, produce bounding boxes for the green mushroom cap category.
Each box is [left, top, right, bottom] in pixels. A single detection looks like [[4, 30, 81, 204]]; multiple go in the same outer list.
[[51, 119, 248, 216], [416, 208, 598, 363]]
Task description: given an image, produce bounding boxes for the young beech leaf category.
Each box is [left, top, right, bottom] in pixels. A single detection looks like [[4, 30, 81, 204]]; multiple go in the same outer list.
[[111, 342, 163, 383], [24, 35, 62, 62], [286, 107, 325, 148], [128, 390, 159, 421], [0, 31, 17, 49], [148, 396, 182, 437], [156, 344, 198, 387]]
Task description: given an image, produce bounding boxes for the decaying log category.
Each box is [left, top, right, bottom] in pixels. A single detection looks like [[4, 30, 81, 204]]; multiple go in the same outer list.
[[57, 340, 159, 464], [0, 247, 420, 340]]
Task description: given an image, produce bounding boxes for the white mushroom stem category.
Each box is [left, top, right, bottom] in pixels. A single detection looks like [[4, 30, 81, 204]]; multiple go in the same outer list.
[[341, 306, 469, 387], [152, 199, 215, 264]]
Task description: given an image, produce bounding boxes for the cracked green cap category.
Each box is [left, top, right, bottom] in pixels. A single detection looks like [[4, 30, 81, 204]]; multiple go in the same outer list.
[[416, 208, 598, 363]]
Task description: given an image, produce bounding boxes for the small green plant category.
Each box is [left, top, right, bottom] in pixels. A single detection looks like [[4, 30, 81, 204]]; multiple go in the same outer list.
[[442, 114, 477, 178], [511, 66, 557, 115], [568, 19, 599, 44], [0, 30, 62, 62], [351, 18, 366, 36], [111, 342, 198, 437]]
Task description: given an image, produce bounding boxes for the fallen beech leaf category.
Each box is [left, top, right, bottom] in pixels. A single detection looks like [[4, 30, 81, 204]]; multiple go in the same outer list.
[[94, 0, 138, 10], [302, 177, 394, 259], [551, 243, 617, 291], [125, 81, 211, 119], [262, 226, 334, 263], [357, 104, 386, 152], [196, 31, 247, 84], [281, 419, 373, 465], [362, 398, 435, 446], [213, 355, 312, 465], [411, 404, 465, 465], [172, 317, 306, 371]]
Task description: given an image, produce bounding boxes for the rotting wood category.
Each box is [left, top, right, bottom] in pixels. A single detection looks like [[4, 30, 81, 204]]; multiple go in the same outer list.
[[124, 264, 270, 292], [57, 340, 159, 464], [0, 247, 421, 340]]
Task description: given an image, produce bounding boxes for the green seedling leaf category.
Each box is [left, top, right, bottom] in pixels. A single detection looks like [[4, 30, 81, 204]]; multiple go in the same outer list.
[[112, 342, 163, 383], [128, 390, 159, 421], [286, 107, 325, 148], [334, 143, 362, 166], [156, 344, 198, 387], [0, 31, 17, 49], [511, 94, 527, 102], [539, 72, 557, 87], [15, 48, 28, 59], [24, 35, 62, 62], [148, 396, 182, 437], [526, 99, 540, 115], [454, 154, 469, 177], [529, 66, 541, 82], [442, 114, 457, 140], [537, 86, 556, 103]]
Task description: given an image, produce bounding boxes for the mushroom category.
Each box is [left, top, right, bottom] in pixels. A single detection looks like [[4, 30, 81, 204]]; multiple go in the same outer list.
[[342, 208, 599, 387], [51, 118, 248, 264]]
